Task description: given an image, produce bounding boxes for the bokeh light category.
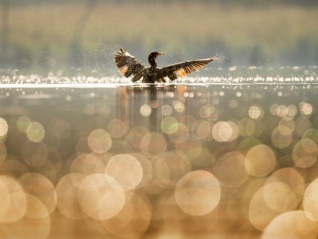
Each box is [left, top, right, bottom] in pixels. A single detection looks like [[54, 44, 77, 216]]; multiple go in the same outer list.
[[105, 154, 143, 191], [0, 175, 27, 223], [266, 168, 304, 203], [299, 101, 313, 116], [141, 132, 167, 156], [56, 173, 86, 220], [303, 178, 318, 221], [245, 144, 276, 177], [161, 104, 173, 116], [199, 103, 216, 119], [248, 105, 264, 119], [161, 116, 179, 135], [295, 117, 312, 138], [276, 105, 289, 118], [21, 141, 49, 168], [168, 122, 190, 144], [194, 120, 214, 141], [127, 126, 150, 150], [174, 135, 203, 163], [17, 116, 32, 133], [154, 151, 191, 188], [175, 170, 221, 216], [287, 104, 298, 118], [107, 119, 127, 139], [87, 129, 112, 154], [0, 177, 12, 221], [172, 100, 185, 113], [0, 118, 9, 141], [78, 174, 125, 220], [131, 153, 153, 189], [238, 118, 256, 137], [271, 125, 293, 149], [100, 193, 152, 238], [292, 138, 318, 168], [212, 121, 239, 142], [0, 196, 51, 239], [1, 83, 318, 238], [70, 153, 104, 176], [214, 151, 249, 188], [262, 182, 298, 212], [19, 173, 57, 216], [249, 184, 284, 231], [262, 211, 318, 239], [140, 104, 152, 117], [23, 193, 50, 219], [26, 121, 45, 143]]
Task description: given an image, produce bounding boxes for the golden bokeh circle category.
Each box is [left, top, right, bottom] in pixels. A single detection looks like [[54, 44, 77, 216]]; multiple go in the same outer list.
[[303, 178, 318, 221], [262, 211, 318, 239], [245, 144, 276, 177], [175, 170, 221, 216], [19, 173, 57, 216], [78, 174, 126, 220], [292, 138, 318, 168], [0, 175, 27, 223], [55, 173, 86, 220], [87, 129, 112, 154], [0, 118, 8, 140], [105, 154, 143, 191], [26, 121, 45, 143], [214, 151, 249, 188]]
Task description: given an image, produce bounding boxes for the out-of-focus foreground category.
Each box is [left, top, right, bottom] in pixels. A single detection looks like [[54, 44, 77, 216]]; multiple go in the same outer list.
[[1, 84, 318, 238]]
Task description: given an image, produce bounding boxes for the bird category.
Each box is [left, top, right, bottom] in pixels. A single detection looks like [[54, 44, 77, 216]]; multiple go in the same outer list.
[[114, 48, 218, 83]]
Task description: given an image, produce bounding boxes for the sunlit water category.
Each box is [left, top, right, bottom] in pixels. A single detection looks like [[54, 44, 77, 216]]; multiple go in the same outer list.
[[1, 65, 317, 86], [1, 66, 318, 239]]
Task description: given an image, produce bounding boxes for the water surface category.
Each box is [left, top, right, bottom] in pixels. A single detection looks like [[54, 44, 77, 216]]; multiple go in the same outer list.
[[1, 67, 318, 238]]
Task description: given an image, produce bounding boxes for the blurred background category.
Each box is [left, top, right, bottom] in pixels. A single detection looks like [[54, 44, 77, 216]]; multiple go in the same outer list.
[[0, 0, 317, 73]]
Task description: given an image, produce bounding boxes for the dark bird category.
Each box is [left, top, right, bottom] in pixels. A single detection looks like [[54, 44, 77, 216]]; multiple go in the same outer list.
[[115, 48, 218, 83]]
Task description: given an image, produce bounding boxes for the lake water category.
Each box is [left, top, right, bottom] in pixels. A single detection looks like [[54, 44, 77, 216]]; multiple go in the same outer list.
[[1, 66, 318, 238]]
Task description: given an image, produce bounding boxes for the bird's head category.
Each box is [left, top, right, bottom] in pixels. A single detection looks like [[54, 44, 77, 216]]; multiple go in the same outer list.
[[148, 51, 164, 60]]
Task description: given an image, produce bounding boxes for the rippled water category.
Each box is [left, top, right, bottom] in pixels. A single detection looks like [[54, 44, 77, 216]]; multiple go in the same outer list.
[[1, 65, 317, 86], [1, 67, 318, 238]]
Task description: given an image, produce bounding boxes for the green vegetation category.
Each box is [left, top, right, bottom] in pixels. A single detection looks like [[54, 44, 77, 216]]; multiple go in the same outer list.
[[1, 2, 317, 71]]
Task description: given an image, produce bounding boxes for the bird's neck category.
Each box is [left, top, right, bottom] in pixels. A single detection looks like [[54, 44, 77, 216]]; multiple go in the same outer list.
[[148, 57, 157, 67]]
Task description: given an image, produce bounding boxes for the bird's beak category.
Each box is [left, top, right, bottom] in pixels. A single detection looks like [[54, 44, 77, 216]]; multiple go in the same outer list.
[[160, 52, 165, 55]]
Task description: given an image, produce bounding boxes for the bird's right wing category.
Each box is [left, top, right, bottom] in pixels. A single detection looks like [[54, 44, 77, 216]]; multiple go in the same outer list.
[[114, 48, 145, 82], [158, 57, 216, 81]]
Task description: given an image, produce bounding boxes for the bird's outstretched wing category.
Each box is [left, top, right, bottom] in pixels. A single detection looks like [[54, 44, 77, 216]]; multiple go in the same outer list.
[[114, 48, 145, 82], [158, 57, 216, 81]]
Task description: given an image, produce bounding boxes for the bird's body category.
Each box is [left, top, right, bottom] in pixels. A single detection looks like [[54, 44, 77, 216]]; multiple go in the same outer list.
[[115, 48, 217, 83], [143, 67, 160, 83]]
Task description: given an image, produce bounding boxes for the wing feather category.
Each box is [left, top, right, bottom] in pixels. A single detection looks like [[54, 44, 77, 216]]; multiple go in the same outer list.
[[158, 57, 216, 81], [114, 48, 145, 80]]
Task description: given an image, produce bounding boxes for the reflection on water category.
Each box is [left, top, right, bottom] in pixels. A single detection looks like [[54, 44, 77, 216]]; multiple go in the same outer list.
[[1, 82, 318, 238]]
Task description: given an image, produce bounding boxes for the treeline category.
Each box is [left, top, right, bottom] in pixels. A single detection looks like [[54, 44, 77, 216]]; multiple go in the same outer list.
[[119, 0, 318, 6], [8, 0, 318, 7], [1, 0, 317, 71]]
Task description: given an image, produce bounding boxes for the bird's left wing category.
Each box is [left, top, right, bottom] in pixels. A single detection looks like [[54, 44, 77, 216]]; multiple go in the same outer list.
[[114, 48, 145, 81], [158, 57, 216, 81]]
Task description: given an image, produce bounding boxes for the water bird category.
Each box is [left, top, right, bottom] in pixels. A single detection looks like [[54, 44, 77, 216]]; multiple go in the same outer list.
[[115, 48, 218, 83]]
